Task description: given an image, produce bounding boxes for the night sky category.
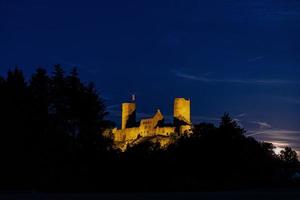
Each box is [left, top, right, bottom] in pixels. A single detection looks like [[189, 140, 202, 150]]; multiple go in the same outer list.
[[1, 0, 300, 154]]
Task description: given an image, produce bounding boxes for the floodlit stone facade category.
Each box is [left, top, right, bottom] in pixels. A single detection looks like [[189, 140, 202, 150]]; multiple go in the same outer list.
[[174, 97, 191, 124], [105, 96, 192, 150], [121, 102, 136, 129]]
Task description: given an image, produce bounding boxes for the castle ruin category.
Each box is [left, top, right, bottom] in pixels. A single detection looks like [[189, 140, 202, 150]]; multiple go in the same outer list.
[[106, 96, 192, 150]]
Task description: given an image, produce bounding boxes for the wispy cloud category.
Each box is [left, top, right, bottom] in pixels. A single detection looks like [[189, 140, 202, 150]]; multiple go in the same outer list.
[[255, 8, 300, 21], [172, 70, 299, 86], [247, 129, 300, 157], [276, 96, 300, 105], [248, 56, 264, 62], [235, 113, 246, 118], [251, 121, 272, 129], [247, 129, 300, 138]]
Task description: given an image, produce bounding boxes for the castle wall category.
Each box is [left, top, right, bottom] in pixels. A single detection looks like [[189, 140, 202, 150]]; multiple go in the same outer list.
[[113, 127, 140, 142], [140, 110, 163, 130], [112, 126, 176, 142], [179, 125, 192, 135], [154, 127, 175, 136], [174, 98, 191, 124]]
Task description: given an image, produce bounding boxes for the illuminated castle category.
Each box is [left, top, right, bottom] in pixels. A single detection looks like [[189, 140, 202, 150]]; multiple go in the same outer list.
[[106, 95, 192, 149]]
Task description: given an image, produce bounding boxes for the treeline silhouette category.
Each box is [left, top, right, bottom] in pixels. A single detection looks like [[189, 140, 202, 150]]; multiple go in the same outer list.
[[0, 66, 299, 191]]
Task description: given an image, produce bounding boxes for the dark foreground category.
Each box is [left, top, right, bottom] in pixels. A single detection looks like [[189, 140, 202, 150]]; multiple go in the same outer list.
[[2, 190, 300, 200]]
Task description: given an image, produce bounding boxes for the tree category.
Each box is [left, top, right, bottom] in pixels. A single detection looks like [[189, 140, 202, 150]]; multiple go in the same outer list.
[[28, 68, 50, 177], [77, 82, 110, 151], [0, 68, 31, 186], [280, 147, 299, 167], [0, 75, 5, 121], [193, 122, 217, 138], [0, 75, 4, 87], [28, 67, 49, 136], [219, 112, 245, 138], [4, 67, 28, 147]]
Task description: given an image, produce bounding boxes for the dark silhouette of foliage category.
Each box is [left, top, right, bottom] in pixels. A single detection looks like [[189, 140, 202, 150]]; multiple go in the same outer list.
[[0, 66, 113, 190], [0, 67, 299, 191], [280, 147, 299, 166], [279, 147, 300, 177]]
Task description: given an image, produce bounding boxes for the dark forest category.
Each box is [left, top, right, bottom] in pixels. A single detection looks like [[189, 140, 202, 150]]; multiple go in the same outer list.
[[0, 66, 299, 192]]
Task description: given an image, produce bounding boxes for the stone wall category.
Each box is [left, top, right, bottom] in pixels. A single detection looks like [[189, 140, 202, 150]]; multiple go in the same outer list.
[[112, 126, 176, 142]]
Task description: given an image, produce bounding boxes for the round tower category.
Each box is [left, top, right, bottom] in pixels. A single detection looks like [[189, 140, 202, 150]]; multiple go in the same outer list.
[[173, 97, 191, 125], [121, 95, 136, 129]]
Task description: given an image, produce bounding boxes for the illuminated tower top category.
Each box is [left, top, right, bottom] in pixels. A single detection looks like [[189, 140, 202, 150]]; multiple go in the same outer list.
[[173, 97, 191, 125]]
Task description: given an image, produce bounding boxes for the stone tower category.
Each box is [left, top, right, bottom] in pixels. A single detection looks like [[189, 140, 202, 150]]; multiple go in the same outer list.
[[173, 97, 191, 125], [121, 95, 136, 129]]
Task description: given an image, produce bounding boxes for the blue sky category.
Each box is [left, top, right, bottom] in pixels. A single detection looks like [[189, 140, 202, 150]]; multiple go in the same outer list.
[[1, 0, 300, 154]]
